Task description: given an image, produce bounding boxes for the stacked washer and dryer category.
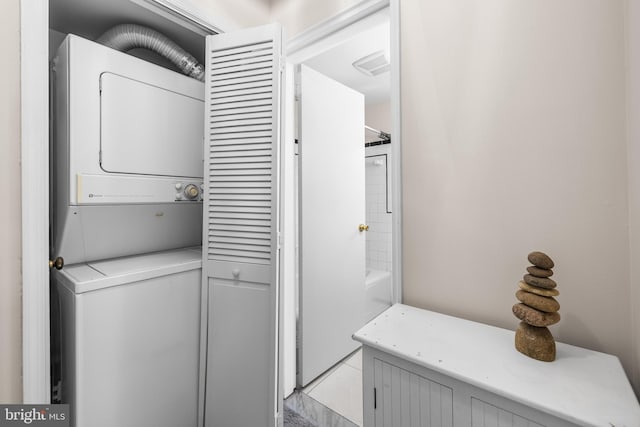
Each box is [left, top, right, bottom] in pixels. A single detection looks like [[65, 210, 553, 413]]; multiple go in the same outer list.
[[51, 32, 205, 427]]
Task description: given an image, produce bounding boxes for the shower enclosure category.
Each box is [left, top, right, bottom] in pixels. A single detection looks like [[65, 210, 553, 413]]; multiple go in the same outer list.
[[364, 125, 393, 322]]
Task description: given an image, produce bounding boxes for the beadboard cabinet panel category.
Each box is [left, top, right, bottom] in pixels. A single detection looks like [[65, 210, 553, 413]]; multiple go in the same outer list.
[[470, 398, 543, 427], [364, 347, 576, 427], [373, 358, 453, 427]]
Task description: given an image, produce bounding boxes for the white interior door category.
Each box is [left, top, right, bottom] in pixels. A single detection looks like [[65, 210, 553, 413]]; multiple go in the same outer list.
[[201, 23, 283, 427], [298, 64, 366, 387]]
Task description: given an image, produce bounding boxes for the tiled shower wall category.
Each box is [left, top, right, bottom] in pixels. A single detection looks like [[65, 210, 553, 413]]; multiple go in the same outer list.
[[365, 143, 392, 272]]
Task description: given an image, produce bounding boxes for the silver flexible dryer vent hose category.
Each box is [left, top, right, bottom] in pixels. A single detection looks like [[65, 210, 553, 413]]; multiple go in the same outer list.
[[97, 24, 205, 82]]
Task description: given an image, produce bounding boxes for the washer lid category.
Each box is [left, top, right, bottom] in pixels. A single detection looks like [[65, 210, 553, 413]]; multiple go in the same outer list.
[[89, 247, 200, 276], [56, 247, 202, 294]]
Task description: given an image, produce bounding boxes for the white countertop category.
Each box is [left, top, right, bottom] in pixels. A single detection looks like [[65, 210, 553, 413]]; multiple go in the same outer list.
[[353, 304, 640, 427]]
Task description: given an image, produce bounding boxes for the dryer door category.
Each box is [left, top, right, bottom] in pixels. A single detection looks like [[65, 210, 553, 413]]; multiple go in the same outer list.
[[100, 72, 204, 178]]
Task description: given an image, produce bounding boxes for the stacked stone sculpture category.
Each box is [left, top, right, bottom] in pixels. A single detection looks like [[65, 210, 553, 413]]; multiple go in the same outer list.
[[513, 251, 560, 362]]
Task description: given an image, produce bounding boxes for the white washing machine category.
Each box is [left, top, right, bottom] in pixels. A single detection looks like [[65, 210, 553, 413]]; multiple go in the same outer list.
[[51, 248, 202, 427]]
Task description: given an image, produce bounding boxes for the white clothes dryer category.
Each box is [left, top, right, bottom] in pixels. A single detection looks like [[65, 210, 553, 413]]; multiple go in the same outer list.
[[52, 34, 205, 265]]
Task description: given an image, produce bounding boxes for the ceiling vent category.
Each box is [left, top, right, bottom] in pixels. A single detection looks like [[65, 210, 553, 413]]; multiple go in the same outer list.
[[352, 50, 390, 77]]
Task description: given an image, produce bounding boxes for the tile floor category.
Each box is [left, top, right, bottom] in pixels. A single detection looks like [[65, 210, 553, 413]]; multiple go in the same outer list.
[[301, 347, 363, 426], [284, 391, 357, 427]]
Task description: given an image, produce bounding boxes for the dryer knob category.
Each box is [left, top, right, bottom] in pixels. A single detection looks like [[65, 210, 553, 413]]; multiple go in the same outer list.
[[184, 184, 199, 200]]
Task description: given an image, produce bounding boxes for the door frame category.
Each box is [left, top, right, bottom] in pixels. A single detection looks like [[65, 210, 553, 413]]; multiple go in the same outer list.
[[19, 0, 226, 403], [286, 0, 402, 308], [20, 0, 50, 404], [282, 0, 402, 394]]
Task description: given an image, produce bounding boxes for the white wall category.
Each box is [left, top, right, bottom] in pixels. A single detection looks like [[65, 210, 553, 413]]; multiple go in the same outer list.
[[627, 0, 640, 395], [274, 0, 382, 395], [189, 0, 271, 30], [270, 0, 363, 39], [400, 0, 635, 391], [0, 0, 23, 403], [365, 99, 391, 133]]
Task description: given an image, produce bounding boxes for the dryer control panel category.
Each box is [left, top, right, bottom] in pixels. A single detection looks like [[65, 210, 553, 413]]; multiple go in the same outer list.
[[75, 174, 203, 204]]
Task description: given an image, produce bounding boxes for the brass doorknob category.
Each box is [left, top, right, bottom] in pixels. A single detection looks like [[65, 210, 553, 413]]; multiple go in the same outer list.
[[49, 257, 64, 270], [358, 224, 369, 232]]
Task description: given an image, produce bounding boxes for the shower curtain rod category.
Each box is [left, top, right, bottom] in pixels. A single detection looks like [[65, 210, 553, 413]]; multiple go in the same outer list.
[[365, 125, 391, 142]]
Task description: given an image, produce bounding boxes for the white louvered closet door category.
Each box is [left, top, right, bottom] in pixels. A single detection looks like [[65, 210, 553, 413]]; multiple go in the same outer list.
[[202, 23, 283, 427]]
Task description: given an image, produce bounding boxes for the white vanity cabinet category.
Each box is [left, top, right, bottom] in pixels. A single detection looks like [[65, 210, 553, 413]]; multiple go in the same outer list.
[[353, 304, 640, 427]]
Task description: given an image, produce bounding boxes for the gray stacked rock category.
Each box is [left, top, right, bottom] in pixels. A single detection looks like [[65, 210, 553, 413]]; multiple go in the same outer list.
[[513, 251, 560, 362]]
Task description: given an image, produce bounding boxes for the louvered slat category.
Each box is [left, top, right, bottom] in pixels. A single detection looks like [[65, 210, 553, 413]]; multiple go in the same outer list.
[[211, 144, 272, 153], [209, 55, 272, 72], [211, 205, 270, 213], [210, 81, 271, 96], [209, 68, 272, 84], [206, 36, 276, 265], [209, 105, 271, 117], [208, 229, 269, 239], [210, 123, 271, 133], [209, 181, 271, 193], [210, 163, 270, 171], [209, 61, 273, 77], [210, 101, 272, 113], [210, 235, 269, 245], [210, 113, 271, 125], [209, 223, 269, 234], [209, 138, 272, 147], [208, 77, 272, 91], [209, 41, 272, 60]]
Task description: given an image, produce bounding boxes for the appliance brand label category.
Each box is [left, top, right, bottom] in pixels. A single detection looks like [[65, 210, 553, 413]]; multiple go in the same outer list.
[[0, 405, 69, 426]]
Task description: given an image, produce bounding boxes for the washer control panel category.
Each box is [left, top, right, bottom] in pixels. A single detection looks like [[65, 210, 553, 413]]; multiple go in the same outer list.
[[174, 182, 203, 201]]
